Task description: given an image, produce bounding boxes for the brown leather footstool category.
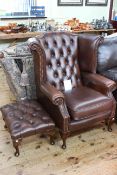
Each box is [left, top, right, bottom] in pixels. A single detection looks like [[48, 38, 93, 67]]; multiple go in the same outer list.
[[0, 100, 55, 156]]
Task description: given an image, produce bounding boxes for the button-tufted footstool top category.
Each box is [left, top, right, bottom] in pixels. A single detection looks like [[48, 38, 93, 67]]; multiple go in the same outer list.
[[0, 100, 55, 156]]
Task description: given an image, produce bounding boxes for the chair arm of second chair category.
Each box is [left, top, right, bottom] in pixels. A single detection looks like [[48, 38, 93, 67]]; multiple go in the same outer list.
[[81, 72, 117, 95]]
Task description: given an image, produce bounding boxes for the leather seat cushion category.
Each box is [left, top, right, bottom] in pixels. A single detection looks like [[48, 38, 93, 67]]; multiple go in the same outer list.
[[1, 100, 55, 139], [65, 86, 112, 121]]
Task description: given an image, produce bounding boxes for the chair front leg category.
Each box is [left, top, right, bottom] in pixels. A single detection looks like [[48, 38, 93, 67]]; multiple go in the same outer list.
[[59, 131, 69, 149]]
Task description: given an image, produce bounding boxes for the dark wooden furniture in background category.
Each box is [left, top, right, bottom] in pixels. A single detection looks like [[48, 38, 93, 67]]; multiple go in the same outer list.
[[109, 0, 117, 31], [0, 29, 115, 41], [74, 29, 116, 35], [0, 31, 42, 40]]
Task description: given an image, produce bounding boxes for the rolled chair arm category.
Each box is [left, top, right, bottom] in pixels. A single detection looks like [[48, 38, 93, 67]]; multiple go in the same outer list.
[[40, 82, 65, 105], [82, 72, 117, 95], [41, 82, 70, 132]]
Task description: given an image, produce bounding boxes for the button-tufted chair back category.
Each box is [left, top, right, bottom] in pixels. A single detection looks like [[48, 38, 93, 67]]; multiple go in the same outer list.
[[36, 32, 81, 91]]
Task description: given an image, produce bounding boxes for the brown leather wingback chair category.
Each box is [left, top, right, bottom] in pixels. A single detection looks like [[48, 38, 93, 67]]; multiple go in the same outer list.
[[28, 32, 116, 148]]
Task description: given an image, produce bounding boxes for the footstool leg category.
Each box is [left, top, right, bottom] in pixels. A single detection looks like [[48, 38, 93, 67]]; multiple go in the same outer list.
[[50, 136, 55, 145], [48, 130, 55, 145], [4, 124, 7, 129], [3, 118, 7, 129], [62, 138, 67, 149], [107, 118, 113, 132], [13, 139, 20, 157]]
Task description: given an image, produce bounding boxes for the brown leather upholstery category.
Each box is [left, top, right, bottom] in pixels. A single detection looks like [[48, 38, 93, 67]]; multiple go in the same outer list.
[[97, 36, 117, 81], [65, 86, 113, 121], [1, 100, 55, 156], [93, 35, 117, 121], [28, 32, 116, 148], [78, 34, 103, 73]]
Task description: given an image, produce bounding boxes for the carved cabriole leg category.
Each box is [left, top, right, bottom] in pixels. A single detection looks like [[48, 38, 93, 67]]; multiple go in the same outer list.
[[105, 118, 108, 126], [57, 103, 70, 149], [50, 136, 55, 145], [114, 105, 117, 124], [107, 118, 113, 132], [62, 138, 66, 149], [106, 92, 116, 132], [12, 139, 20, 157], [4, 124, 7, 129], [59, 132, 68, 149], [2, 118, 7, 129], [48, 130, 55, 145], [105, 117, 113, 131], [112, 90, 117, 123]]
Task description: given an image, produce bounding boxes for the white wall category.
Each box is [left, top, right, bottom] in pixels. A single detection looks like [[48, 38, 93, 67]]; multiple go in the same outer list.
[[0, 0, 111, 23], [37, 0, 111, 23], [113, 0, 117, 12]]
